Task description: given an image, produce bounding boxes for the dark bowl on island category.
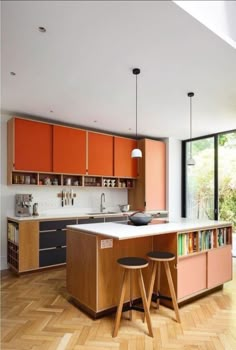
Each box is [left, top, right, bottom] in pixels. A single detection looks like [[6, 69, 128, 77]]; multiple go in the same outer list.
[[128, 212, 152, 226]]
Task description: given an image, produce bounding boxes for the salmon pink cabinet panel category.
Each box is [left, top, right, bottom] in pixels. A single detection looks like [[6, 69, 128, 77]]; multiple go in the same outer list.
[[53, 125, 86, 174], [14, 118, 52, 172], [145, 139, 166, 211], [177, 254, 207, 299], [88, 132, 113, 176], [114, 137, 137, 177], [207, 246, 232, 289]]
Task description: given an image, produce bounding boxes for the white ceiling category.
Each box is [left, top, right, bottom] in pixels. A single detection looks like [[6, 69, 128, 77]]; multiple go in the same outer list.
[[1, 1, 236, 140]]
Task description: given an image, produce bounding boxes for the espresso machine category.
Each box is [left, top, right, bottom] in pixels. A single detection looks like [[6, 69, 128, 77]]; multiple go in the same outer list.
[[15, 194, 33, 217]]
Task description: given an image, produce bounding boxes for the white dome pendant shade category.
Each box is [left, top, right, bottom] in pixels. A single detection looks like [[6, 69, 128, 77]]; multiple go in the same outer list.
[[187, 92, 195, 166], [131, 68, 142, 158], [131, 148, 142, 158]]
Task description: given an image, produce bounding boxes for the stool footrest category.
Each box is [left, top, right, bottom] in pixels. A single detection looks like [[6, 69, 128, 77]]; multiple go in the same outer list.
[[122, 304, 144, 313], [152, 292, 172, 302]]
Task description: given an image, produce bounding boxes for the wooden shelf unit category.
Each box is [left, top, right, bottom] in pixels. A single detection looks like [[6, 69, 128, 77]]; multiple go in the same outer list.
[[9, 171, 135, 189]]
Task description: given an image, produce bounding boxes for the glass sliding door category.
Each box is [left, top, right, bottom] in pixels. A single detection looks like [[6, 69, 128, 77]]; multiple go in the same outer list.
[[185, 137, 215, 219], [183, 130, 236, 232], [218, 131, 236, 229]]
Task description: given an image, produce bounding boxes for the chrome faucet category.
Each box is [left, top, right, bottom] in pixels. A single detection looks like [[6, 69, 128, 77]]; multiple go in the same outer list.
[[100, 193, 106, 213]]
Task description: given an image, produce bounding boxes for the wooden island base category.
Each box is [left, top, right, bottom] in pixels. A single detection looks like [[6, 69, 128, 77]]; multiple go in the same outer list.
[[66, 221, 232, 319]]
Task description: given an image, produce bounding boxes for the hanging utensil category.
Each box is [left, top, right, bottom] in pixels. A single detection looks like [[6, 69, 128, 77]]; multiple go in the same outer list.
[[71, 189, 74, 205], [61, 190, 64, 207]]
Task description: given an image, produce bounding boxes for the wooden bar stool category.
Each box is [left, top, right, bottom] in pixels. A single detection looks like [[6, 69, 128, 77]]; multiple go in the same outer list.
[[147, 251, 181, 323], [112, 257, 153, 337]]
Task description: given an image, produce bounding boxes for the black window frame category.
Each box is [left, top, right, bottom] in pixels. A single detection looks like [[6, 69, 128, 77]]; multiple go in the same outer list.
[[182, 129, 236, 219]]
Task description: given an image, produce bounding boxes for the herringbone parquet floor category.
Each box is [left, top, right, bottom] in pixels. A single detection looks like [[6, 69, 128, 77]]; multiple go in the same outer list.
[[1, 260, 236, 350]]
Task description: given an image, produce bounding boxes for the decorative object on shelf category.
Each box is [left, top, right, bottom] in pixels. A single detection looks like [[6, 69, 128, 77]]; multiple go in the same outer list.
[[131, 68, 142, 158], [65, 177, 71, 186], [187, 92, 195, 166], [44, 177, 51, 185], [52, 178, 58, 185]]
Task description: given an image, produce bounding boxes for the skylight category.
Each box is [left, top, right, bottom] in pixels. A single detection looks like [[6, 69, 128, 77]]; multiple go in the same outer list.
[[174, 1, 236, 49]]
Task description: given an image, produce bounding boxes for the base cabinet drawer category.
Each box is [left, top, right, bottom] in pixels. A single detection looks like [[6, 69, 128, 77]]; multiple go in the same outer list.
[[40, 230, 66, 249], [39, 247, 66, 267]]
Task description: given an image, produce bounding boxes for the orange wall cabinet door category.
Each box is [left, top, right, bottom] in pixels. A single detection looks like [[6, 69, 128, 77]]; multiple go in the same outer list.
[[88, 132, 113, 176], [53, 125, 86, 174], [129, 138, 166, 211], [14, 118, 52, 172], [114, 136, 137, 177]]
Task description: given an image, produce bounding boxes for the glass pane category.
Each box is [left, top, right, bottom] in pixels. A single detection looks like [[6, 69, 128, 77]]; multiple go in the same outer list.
[[186, 137, 214, 219], [218, 132, 236, 230]]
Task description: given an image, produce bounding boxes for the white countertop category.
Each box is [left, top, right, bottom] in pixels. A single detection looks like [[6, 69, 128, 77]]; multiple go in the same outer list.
[[7, 212, 131, 221], [7, 210, 168, 222], [66, 218, 232, 240]]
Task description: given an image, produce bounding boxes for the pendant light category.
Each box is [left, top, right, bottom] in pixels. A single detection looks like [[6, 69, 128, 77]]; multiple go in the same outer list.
[[187, 92, 195, 166], [131, 68, 142, 158]]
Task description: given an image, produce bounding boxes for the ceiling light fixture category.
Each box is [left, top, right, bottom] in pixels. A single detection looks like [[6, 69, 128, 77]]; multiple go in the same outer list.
[[131, 68, 142, 158], [10, 72, 16, 76], [187, 92, 195, 166], [38, 26, 46, 33]]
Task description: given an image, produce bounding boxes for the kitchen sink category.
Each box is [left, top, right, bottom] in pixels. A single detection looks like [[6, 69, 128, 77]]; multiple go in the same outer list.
[[86, 211, 120, 215]]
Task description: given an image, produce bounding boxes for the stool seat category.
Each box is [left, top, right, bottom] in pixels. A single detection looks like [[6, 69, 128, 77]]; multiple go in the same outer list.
[[117, 257, 148, 269], [147, 251, 175, 261], [147, 251, 181, 323], [113, 256, 153, 338]]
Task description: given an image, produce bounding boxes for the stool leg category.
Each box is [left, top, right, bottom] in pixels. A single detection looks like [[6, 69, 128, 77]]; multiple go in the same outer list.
[[113, 270, 129, 337], [129, 270, 133, 321], [163, 261, 181, 323], [147, 261, 157, 309], [138, 269, 153, 337], [156, 261, 161, 309]]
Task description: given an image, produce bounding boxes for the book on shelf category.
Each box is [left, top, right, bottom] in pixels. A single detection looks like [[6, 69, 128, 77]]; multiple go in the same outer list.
[[178, 232, 198, 256], [7, 223, 19, 243]]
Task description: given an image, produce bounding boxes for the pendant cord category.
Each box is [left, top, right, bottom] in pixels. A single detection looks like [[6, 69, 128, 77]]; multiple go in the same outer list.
[[190, 95, 192, 157], [135, 74, 138, 139]]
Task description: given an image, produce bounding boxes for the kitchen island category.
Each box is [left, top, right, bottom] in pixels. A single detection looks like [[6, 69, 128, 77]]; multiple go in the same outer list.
[[66, 219, 232, 318]]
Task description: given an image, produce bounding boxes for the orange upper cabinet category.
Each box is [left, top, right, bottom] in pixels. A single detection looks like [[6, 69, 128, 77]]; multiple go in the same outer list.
[[88, 132, 113, 176], [128, 138, 166, 211], [12, 118, 53, 172], [145, 139, 166, 210], [114, 136, 138, 177], [53, 125, 86, 174]]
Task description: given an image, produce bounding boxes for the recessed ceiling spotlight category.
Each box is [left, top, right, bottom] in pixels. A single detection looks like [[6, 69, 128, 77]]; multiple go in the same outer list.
[[50, 110, 53, 113], [38, 26, 46, 33], [10, 72, 16, 76], [128, 128, 132, 131], [93, 120, 97, 123]]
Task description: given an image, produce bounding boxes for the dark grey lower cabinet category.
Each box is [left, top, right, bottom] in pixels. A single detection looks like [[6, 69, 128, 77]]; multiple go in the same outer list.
[[39, 247, 66, 267], [39, 219, 76, 267]]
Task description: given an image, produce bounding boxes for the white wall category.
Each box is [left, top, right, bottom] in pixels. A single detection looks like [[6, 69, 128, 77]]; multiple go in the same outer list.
[[166, 137, 182, 219], [0, 115, 182, 270]]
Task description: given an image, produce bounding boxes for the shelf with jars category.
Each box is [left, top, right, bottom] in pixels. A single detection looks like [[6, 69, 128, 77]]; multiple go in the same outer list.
[[10, 171, 135, 189]]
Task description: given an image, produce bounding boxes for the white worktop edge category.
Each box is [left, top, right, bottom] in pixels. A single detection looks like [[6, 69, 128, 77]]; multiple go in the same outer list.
[[66, 218, 232, 240]]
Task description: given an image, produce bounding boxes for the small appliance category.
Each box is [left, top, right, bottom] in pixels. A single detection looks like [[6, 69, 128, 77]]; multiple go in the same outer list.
[[15, 194, 33, 217]]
